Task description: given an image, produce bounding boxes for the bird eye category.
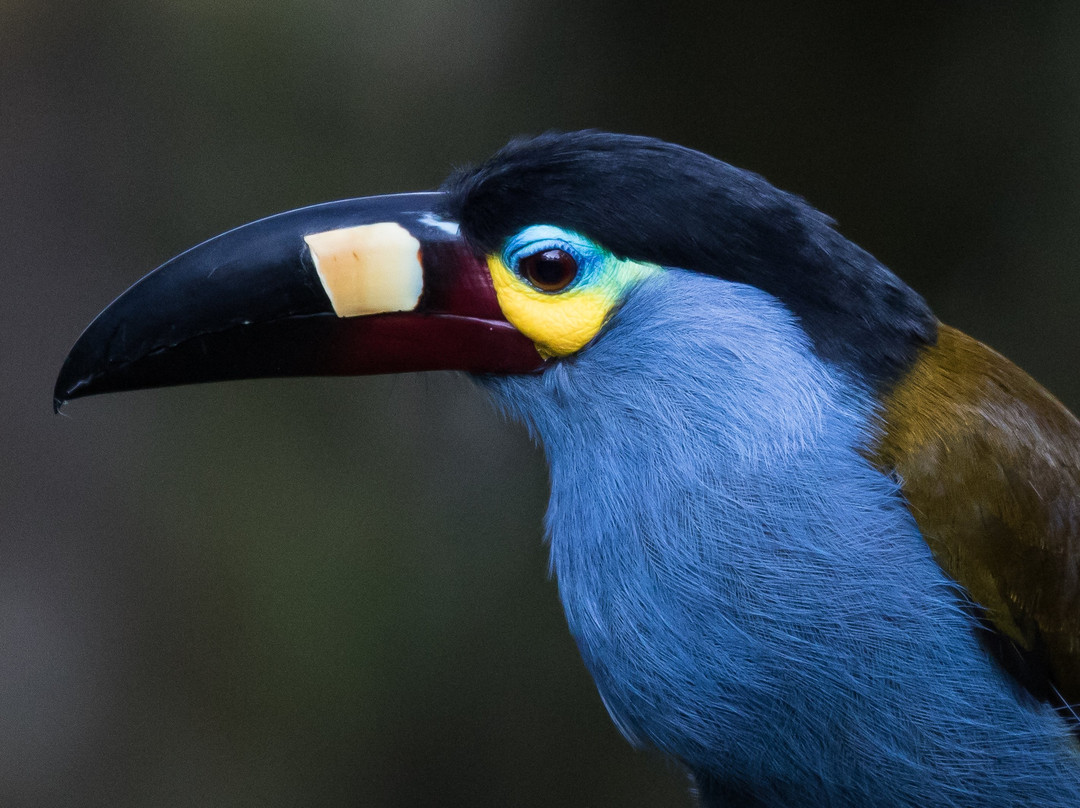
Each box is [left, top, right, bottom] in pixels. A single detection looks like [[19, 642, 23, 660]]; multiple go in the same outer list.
[[518, 248, 578, 292]]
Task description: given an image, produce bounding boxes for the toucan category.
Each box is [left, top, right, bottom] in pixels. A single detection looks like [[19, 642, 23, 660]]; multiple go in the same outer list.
[[55, 132, 1080, 806]]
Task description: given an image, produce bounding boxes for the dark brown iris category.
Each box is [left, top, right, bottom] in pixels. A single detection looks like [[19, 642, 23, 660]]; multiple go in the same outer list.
[[519, 248, 578, 292]]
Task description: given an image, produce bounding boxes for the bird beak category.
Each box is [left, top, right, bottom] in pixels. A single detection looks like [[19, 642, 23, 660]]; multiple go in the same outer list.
[[54, 192, 544, 411]]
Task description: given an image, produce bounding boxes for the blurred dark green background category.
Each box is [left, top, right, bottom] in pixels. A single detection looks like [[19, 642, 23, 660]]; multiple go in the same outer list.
[[5, 3, 1080, 805]]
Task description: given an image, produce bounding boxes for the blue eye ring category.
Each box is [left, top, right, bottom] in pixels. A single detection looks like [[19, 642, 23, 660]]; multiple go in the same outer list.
[[504, 227, 596, 294]]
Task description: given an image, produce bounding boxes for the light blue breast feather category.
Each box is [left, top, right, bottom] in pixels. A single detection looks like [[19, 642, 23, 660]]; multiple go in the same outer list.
[[481, 269, 1080, 807]]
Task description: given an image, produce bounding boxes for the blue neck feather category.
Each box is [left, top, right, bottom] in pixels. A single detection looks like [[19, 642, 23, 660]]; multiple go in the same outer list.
[[482, 271, 1080, 806]]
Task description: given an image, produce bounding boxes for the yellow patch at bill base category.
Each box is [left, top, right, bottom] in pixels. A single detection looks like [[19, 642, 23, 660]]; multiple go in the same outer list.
[[305, 222, 424, 317]]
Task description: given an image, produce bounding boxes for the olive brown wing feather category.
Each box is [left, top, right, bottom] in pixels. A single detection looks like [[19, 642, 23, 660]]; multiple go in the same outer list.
[[874, 324, 1080, 711]]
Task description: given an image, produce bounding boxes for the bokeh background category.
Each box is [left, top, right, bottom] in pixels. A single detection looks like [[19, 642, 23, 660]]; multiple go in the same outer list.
[[5, 3, 1080, 806]]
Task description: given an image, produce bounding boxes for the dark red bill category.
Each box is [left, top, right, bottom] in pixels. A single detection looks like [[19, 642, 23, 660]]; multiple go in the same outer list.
[[54, 192, 544, 411]]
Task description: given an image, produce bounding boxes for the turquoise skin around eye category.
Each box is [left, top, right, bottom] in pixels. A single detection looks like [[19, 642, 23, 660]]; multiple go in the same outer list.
[[488, 224, 664, 357], [502, 225, 606, 291]]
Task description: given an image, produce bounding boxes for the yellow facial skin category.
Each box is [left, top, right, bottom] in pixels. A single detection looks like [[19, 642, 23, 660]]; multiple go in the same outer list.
[[487, 226, 662, 358]]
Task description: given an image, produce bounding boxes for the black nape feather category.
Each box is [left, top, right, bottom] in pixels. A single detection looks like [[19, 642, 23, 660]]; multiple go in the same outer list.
[[442, 131, 936, 389]]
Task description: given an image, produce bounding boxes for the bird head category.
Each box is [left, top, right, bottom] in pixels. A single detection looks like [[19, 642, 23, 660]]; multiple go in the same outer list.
[[54, 131, 935, 411]]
